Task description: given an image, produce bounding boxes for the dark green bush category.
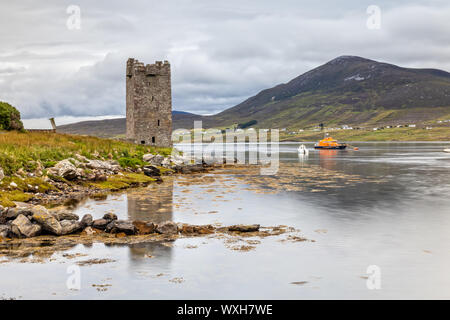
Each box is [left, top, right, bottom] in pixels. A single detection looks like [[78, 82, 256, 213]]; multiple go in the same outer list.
[[118, 157, 144, 168], [0, 101, 24, 131]]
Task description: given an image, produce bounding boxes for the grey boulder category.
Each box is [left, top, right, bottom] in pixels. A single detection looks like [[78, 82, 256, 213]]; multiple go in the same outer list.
[[50, 210, 80, 221], [80, 214, 93, 228], [6, 206, 34, 220], [105, 220, 136, 235], [11, 214, 42, 238], [0, 225, 11, 238], [103, 212, 118, 221], [60, 220, 82, 235], [143, 165, 161, 177], [32, 208, 62, 235], [143, 154, 164, 166], [49, 160, 80, 181], [92, 218, 109, 230], [156, 221, 178, 235]]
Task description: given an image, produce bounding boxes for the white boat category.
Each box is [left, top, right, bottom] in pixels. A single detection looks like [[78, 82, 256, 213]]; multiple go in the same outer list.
[[444, 149, 450, 153], [298, 144, 309, 155]]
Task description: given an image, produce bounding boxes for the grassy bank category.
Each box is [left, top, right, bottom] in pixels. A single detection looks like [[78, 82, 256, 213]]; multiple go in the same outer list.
[[0, 131, 171, 175], [0, 131, 172, 207], [279, 126, 450, 142]]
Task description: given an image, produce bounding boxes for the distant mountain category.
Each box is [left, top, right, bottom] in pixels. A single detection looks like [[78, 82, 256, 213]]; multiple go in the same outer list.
[[57, 118, 125, 138], [58, 56, 450, 136], [197, 55, 450, 128], [57, 111, 201, 138]]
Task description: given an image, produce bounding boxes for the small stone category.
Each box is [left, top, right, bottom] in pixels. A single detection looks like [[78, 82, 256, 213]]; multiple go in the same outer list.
[[92, 219, 109, 230], [105, 220, 136, 235], [81, 226, 95, 235], [75, 154, 89, 162], [156, 221, 178, 235], [0, 167, 4, 181], [80, 214, 93, 228], [179, 224, 194, 234], [143, 165, 161, 177], [142, 154, 164, 166], [86, 160, 115, 171], [193, 225, 215, 234], [0, 206, 5, 224], [94, 173, 107, 182], [103, 213, 118, 221], [50, 159, 80, 181], [132, 221, 156, 235], [115, 232, 126, 238], [0, 225, 11, 238], [228, 224, 260, 232]]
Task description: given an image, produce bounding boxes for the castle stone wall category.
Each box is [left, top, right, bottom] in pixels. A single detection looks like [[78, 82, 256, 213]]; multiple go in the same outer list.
[[126, 58, 172, 147]]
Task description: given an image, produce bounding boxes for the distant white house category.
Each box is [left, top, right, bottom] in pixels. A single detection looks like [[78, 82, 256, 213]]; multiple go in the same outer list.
[[408, 124, 416, 128]]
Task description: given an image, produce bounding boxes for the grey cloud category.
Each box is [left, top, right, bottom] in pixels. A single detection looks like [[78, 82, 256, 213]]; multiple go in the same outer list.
[[0, 0, 449, 120]]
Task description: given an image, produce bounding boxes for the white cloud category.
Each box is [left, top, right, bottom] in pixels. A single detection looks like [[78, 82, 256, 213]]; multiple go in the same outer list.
[[0, 0, 449, 123]]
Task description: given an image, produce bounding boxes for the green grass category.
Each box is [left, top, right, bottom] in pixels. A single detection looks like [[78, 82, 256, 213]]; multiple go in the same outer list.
[[0, 131, 173, 207], [0, 176, 57, 207], [86, 172, 156, 191], [0, 191, 33, 207], [0, 131, 172, 175]]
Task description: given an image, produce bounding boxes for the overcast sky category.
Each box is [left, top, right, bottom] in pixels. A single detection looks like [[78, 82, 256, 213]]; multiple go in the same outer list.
[[1, 0, 450, 128]]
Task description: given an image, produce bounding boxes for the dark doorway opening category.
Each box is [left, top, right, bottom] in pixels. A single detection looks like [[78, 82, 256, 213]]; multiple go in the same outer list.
[[152, 137, 155, 144], [141, 141, 145, 144]]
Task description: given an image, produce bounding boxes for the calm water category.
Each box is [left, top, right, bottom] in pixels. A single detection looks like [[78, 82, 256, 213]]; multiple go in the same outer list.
[[1, 142, 450, 299]]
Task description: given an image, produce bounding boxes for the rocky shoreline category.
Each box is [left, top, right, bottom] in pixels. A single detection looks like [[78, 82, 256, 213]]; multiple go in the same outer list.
[[0, 151, 264, 244], [0, 202, 261, 241], [1, 151, 216, 207]]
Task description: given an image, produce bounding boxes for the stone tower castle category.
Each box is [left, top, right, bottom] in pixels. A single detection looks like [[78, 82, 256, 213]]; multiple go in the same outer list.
[[126, 58, 172, 147]]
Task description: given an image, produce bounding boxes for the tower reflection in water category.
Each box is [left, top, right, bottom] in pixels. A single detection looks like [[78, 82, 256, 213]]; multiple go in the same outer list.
[[125, 178, 174, 267], [126, 178, 174, 223]]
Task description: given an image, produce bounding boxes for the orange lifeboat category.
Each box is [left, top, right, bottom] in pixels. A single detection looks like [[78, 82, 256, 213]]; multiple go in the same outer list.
[[314, 136, 347, 150]]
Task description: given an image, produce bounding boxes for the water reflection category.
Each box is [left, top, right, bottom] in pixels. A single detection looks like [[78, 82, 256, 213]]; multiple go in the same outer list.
[[2, 143, 450, 299], [104, 241, 173, 270], [126, 179, 174, 224], [317, 149, 339, 171]]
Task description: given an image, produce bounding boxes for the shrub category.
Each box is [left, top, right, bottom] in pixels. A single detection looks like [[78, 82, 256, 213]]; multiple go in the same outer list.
[[0, 101, 24, 131], [237, 120, 257, 129], [118, 157, 144, 168]]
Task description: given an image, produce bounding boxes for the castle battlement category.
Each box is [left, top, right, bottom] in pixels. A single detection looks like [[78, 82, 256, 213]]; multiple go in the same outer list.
[[127, 58, 170, 77]]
